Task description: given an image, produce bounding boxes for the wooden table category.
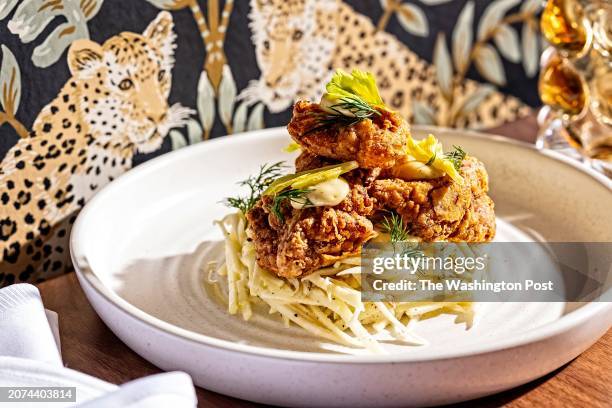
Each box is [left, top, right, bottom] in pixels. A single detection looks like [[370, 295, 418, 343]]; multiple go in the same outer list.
[[38, 115, 612, 407]]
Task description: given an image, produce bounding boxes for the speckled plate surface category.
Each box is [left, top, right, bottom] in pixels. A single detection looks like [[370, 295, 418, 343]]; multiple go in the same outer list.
[[71, 127, 612, 407]]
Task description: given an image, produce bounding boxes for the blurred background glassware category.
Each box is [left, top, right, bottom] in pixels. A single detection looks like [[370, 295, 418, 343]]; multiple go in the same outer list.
[[537, 0, 612, 177]]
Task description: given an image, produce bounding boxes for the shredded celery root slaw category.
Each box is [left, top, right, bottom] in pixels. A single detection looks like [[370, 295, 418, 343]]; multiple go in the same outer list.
[[212, 212, 475, 354]]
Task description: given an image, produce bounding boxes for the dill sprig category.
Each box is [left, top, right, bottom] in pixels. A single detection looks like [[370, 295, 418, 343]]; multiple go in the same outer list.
[[271, 188, 313, 222], [326, 96, 381, 119], [224, 161, 286, 214], [381, 212, 411, 243], [306, 96, 381, 135], [304, 115, 362, 136], [380, 212, 424, 257], [445, 145, 467, 171]]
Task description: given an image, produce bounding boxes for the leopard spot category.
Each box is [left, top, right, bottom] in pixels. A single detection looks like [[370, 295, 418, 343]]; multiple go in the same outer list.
[[17, 191, 31, 205], [19, 265, 35, 282], [39, 220, 51, 236], [390, 91, 404, 109], [24, 213, 35, 224], [4, 274, 15, 285], [0, 218, 17, 241], [3, 242, 20, 264]]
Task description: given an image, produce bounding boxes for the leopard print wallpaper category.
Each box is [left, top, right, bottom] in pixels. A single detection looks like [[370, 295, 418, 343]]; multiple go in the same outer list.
[[0, 0, 542, 285]]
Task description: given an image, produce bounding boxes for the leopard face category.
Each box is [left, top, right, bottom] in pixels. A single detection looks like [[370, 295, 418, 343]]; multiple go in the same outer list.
[[68, 11, 181, 154], [240, 0, 338, 112], [0, 11, 193, 286], [241, 0, 530, 129]]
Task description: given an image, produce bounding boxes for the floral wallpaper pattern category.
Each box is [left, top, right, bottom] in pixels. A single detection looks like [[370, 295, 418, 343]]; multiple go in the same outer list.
[[0, 0, 542, 285]]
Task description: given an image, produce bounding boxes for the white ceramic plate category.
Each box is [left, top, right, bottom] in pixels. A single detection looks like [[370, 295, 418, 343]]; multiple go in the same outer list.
[[71, 127, 612, 407]]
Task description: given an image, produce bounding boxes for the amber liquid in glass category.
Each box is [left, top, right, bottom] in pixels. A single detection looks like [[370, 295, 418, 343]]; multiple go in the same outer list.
[[541, 0, 588, 55], [539, 55, 586, 117], [539, 0, 612, 172]]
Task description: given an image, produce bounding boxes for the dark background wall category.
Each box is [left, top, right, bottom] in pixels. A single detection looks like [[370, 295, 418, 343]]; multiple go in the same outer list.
[[0, 0, 540, 165]]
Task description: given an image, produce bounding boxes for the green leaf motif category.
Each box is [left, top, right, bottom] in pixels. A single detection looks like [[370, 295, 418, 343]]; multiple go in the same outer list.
[[452, 1, 475, 74], [7, 0, 103, 68], [474, 44, 506, 86], [169, 129, 187, 150], [412, 101, 437, 125], [477, 0, 521, 41], [197, 70, 216, 138], [247, 103, 265, 131], [454, 85, 495, 119], [0, 0, 19, 20], [397, 4, 429, 37], [522, 22, 539, 77], [232, 101, 249, 134], [494, 24, 521, 63], [521, 0, 542, 13], [433, 33, 453, 101], [0, 45, 21, 115], [218, 64, 237, 131], [187, 118, 203, 145]]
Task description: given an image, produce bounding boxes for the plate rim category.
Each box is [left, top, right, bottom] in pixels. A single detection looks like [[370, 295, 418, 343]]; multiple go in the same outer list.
[[70, 126, 612, 363]]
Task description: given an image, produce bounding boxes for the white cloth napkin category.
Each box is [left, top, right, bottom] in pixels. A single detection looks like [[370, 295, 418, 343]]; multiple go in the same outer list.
[[0, 284, 197, 407], [0, 284, 61, 365]]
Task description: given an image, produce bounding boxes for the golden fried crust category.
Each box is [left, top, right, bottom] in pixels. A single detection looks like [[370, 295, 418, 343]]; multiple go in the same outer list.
[[449, 195, 496, 242], [246, 180, 375, 278], [277, 207, 374, 278], [287, 100, 410, 169], [245, 200, 281, 273], [369, 156, 495, 242], [246, 156, 495, 278]]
